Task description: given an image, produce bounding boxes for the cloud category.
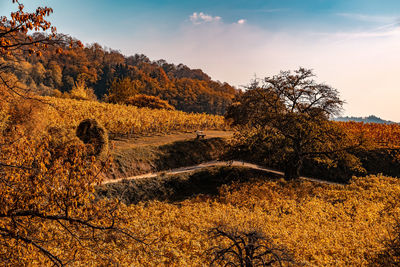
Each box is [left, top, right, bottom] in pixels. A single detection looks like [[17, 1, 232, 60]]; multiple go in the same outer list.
[[314, 22, 400, 41], [337, 13, 396, 24], [237, 19, 246, 25], [190, 12, 221, 25]]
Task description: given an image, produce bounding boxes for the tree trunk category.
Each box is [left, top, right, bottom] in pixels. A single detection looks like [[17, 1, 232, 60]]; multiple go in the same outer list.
[[284, 155, 303, 180]]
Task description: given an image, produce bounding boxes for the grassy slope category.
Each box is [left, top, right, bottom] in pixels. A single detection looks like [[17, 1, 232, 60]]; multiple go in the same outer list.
[[105, 131, 232, 179], [111, 130, 232, 149], [96, 170, 400, 266]]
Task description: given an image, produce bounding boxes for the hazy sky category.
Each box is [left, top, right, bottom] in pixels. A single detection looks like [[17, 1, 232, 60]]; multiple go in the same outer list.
[[3, 0, 400, 120]]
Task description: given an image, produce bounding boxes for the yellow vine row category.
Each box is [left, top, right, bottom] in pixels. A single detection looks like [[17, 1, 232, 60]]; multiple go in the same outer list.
[[39, 96, 228, 136]]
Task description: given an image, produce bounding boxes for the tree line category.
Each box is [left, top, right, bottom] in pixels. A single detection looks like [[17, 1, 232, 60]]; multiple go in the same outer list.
[[1, 35, 237, 114]]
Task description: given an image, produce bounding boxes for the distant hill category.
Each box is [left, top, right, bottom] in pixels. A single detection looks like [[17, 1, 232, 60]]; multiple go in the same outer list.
[[2, 36, 238, 115], [334, 115, 397, 124]]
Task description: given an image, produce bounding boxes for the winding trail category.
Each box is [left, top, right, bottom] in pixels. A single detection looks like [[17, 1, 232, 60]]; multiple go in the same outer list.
[[102, 160, 343, 186]]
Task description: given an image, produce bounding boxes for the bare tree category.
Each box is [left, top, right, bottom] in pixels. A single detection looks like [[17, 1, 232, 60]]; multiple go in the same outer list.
[[206, 226, 295, 266]]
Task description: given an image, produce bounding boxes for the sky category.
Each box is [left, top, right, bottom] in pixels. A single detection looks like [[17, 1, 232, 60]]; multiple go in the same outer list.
[[2, 0, 400, 121]]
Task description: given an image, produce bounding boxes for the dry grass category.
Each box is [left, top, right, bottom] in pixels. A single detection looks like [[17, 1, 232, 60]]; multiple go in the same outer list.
[[110, 130, 233, 149]]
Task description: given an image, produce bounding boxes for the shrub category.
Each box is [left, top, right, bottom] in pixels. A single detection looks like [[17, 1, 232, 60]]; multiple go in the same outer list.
[[125, 94, 175, 110], [68, 80, 97, 101], [76, 118, 108, 157]]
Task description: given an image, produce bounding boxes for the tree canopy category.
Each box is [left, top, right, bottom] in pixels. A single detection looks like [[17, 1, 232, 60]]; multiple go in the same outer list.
[[226, 68, 362, 180], [105, 77, 139, 104]]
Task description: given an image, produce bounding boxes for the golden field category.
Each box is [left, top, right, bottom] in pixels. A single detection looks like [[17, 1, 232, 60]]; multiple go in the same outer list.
[[91, 173, 400, 266], [39, 96, 227, 136]]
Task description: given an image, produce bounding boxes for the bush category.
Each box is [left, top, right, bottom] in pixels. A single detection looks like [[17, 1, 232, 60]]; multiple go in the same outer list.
[[68, 80, 97, 101], [125, 94, 175, 110], [76, 118, 108, 157]]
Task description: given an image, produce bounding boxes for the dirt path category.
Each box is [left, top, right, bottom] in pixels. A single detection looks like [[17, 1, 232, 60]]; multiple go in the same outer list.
[[111, 130, 233, 150], [102, 160, 342, 186]]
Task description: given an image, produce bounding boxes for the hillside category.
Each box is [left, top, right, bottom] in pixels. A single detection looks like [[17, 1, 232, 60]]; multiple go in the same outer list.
[[334, 115, 397, 124], [107, 131, 232, 179], [2, 37, 238, 114]]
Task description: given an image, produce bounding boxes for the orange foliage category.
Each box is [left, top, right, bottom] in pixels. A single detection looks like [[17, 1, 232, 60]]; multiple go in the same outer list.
[[0, 97, 135, 264], [0, 0, 55, 56], [336, 121, 400, 148], [125, 94, 175, 110]]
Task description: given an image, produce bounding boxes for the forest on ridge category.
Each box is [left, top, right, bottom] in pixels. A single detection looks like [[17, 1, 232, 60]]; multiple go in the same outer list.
[[2, 35, 237, 114]]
